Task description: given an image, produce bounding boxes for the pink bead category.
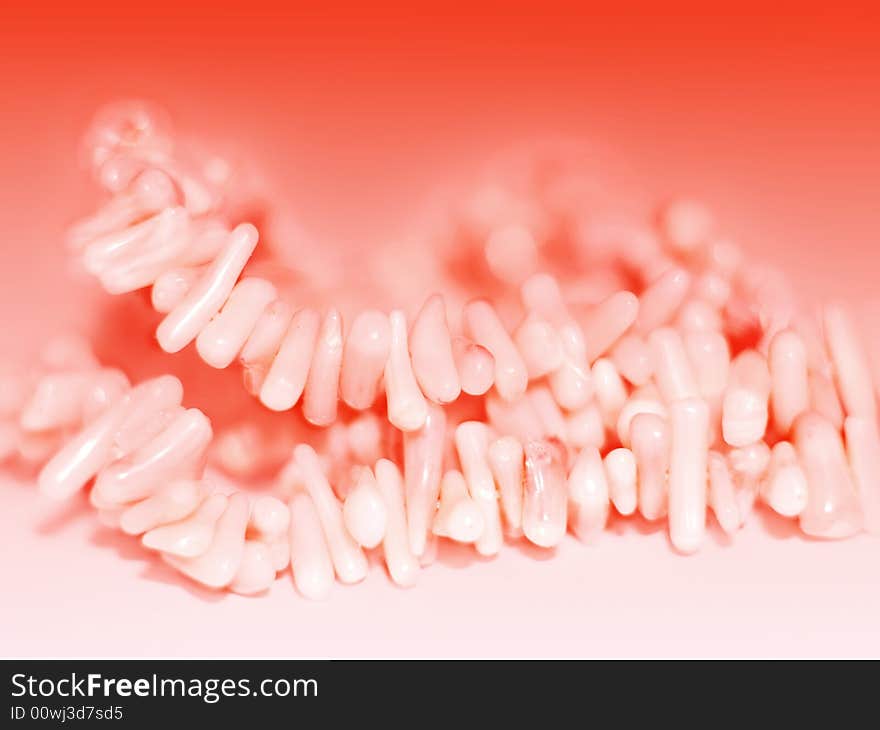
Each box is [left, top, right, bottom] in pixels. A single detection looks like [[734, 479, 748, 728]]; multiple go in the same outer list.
[[522, 439, 568, 548], [794, 412, 861, 539]]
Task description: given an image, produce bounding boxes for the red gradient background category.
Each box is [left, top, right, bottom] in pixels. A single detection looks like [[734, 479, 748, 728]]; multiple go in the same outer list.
[[1, 3, 879, 656]]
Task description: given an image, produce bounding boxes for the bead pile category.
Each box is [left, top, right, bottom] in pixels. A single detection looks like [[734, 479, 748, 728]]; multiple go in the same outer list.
[[1, 101, 877, 599]]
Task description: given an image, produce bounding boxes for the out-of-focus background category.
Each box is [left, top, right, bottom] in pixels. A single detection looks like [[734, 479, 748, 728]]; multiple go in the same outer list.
[[1, 3, 878, 657]]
